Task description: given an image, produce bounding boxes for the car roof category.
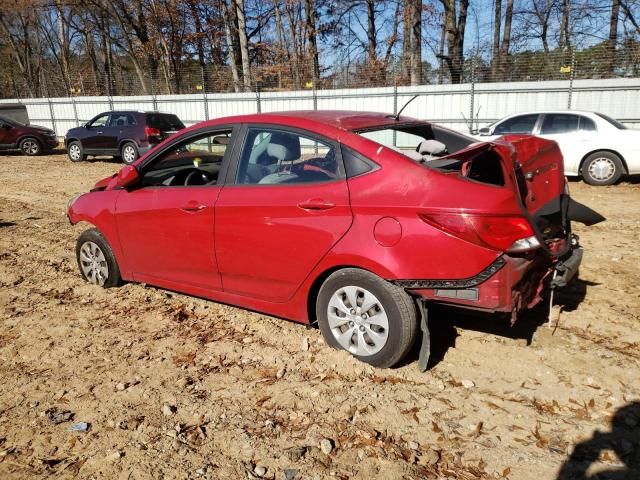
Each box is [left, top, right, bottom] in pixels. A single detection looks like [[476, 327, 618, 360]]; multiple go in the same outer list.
[[503, 110, 597, 117], [201, 110, 423, 132]]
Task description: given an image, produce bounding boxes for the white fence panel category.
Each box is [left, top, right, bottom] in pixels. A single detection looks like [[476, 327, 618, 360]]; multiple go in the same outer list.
[[3, 77, 640, 137]]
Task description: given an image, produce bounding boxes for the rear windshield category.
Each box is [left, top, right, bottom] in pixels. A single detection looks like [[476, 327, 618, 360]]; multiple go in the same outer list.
[[595, 113, 627, 129], [146, 113, 185, 131]]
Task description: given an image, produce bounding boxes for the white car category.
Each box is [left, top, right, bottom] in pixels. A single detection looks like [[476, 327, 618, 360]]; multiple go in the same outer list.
[[475, 110, 640, 185]]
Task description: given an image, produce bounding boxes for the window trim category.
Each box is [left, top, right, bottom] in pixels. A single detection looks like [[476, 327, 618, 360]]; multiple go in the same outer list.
[[340, 145, 380, 178], [226, 123, 346, 187]]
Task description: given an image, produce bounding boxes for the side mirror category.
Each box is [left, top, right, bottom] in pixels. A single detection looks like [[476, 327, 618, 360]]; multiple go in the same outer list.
[[478, 127, 492, 136], [1, 123, 12, 130], [113, 165, 140, 189]]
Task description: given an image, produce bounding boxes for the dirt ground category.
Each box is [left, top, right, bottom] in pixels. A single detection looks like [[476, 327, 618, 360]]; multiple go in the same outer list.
[[0, 151, 639, 480]]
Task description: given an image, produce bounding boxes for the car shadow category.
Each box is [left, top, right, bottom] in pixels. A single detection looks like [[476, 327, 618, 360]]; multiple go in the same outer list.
[[0, 148, 67, 157], [556, 401, 640, 479], [401, 278, 598, 370]]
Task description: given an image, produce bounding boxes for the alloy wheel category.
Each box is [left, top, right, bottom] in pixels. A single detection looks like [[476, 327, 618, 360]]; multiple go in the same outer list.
[[21, 140, 39, 155], [122, 145, 136, 164]]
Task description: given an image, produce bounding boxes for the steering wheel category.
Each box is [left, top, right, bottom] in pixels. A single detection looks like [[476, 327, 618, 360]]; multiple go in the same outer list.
[[184, 169, 214, 186]]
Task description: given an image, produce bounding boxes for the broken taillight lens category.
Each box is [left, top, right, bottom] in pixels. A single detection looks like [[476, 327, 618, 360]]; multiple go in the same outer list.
[[418, 212, 539, 252]]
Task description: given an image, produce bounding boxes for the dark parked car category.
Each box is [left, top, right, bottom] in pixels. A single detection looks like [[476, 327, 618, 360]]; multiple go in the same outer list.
[[67, 110, 603, 369], [65, 111, 186, 164], [0, 115, 58, 156]]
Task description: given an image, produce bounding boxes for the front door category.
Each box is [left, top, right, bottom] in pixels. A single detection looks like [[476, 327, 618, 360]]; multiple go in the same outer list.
[[215, 126, 352, 302], [83, 113, 111, 151], [114, 127, 235, 291]]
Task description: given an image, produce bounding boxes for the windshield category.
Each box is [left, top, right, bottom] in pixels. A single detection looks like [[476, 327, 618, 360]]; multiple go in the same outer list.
[[0, 115, 25, 127], [595, 112, 627, 130]]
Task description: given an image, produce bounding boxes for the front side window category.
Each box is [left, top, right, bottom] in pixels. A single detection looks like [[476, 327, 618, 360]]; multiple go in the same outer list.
[[494, 114, 539, 135], [89, 115, 109, 128], [140, 130, 232, 187], [236, 128, 343, 185], [540, 114, 579, 134]]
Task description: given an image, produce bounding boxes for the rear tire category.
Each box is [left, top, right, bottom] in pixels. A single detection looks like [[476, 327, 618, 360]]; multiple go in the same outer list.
[[19, 137, 41, 156], [316, 268, 417, 368], [581, 151, 624, 186], [67, 141, 86, 162], [76, 228, 122, 288], [121, 142, 139, 164]]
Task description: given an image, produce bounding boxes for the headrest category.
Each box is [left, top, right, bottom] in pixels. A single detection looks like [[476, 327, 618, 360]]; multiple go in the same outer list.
[[213, 135, 229, 145], [267, 132, 300, 161], [417, 140, 447, 156]]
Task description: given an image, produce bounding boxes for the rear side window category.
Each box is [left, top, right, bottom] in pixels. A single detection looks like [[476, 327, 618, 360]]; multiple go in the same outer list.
[[109, 113, 136, 127], [146, 114, 185, 131], [494, 114, 539, 135], [540, 114, 579, 134], [341, 146, 377, 178], [578, 116, 596, 131]]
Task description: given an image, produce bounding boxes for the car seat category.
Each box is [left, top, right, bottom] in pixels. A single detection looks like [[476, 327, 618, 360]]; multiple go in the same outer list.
[[258, 133, 301, 184]]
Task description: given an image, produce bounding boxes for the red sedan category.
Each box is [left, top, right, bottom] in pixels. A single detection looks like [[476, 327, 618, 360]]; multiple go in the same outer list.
[[67, 111, 602, 368]]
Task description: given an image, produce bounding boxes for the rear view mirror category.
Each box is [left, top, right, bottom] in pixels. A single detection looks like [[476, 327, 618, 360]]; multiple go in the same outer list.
[[478, 127, 491, 136], [114, 165, 140, 188]]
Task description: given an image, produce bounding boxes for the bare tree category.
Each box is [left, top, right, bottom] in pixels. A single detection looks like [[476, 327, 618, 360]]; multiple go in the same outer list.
[[439, 0, 468, 84]]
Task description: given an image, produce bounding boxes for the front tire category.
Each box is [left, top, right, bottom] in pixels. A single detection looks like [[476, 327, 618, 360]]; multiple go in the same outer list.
[[76, 228, 122, 288], [19, 137, 42, 156], [67, 141, 86, 162], [121, 142, 139, 164], [316, 268, 417, 368], [581, 151, 624, 186]]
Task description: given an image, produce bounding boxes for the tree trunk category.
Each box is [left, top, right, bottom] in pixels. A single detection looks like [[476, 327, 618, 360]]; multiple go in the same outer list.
[[559, 0, 570, 49], [188, 0, 209, 91], [222, 0, 241, 92], [284, 0, 300, 88], [607, 0, 620, 76], [499, 0, 513, 80], [491, 0, 501, 80], [366, 0, 377, 64], [402, 0, 411, 80], [410, 0, 422, 85], [441, 0, 468, 84], [304, 0, 320, 82], [235, 0, 251, 90]]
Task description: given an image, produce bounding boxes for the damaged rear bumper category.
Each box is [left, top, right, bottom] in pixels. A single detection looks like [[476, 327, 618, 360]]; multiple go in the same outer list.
[[394, 243, 583, 315]]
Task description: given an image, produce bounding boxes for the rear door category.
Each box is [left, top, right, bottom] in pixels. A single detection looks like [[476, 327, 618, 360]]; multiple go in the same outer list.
[[215, 125, 352, 302], [103, 113, 135, 154], [537, 113, 596, 174]]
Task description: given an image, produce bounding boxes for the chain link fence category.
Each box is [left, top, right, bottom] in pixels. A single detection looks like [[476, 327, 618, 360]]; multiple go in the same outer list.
[[2, 44, 640, 137]]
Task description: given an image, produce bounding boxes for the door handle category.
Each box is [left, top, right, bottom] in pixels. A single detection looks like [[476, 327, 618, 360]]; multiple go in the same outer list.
[[297, 199, 335, 211], [181, 201, 207, 212], [97, 131, 103, 135]]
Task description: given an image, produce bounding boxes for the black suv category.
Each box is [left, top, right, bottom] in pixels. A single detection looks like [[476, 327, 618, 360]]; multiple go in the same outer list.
[[64, 111, 186, 164]]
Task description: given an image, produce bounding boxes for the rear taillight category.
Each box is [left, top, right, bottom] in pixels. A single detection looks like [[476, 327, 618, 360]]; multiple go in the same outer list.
[[145, 126, 161, 138], [418, 212, 539, 252]]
